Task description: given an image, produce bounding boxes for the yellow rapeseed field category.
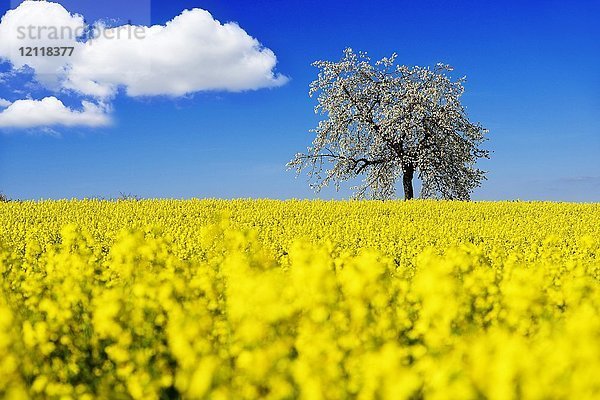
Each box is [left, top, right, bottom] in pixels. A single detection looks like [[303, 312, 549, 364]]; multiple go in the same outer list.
[[0, 200, 599, 399]]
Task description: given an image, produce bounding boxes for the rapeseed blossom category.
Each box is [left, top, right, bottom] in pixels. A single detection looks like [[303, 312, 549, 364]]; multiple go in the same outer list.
[[0, 200, 598, 399]]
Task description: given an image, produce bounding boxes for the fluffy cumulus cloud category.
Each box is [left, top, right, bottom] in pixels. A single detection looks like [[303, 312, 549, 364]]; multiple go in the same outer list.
[[0, 98, 12, 107], [0, 1, 287, 129], [0, 97, 111, 128], [66, 9, 288, 97]]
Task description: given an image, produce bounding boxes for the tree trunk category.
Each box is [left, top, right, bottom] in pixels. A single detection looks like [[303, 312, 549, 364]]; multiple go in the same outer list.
[[403, 166, 414, 200]]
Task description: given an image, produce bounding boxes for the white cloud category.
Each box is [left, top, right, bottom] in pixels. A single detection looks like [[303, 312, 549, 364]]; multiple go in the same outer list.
[[0, 2, 287, 130], [0, 97, 111, 128], [66, 9, 289, 97], [0, 1, 288, 98]]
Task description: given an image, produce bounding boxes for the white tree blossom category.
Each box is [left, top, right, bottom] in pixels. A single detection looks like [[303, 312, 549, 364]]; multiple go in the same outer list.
[[288, 48, 489, 200]]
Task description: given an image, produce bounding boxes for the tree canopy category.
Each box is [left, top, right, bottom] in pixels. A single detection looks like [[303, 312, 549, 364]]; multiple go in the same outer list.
[[289, 48, 489, 200]]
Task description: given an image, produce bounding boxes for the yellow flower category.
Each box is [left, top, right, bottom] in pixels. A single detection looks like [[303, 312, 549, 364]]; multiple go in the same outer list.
[[0, 199, 598, 398]]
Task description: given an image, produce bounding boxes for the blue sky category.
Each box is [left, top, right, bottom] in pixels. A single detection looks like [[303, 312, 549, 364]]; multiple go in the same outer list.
[[0, 0, 599, 201]]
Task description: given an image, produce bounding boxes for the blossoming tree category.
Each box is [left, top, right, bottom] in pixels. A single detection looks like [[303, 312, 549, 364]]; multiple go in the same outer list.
[[289, 48, 489, 200]]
